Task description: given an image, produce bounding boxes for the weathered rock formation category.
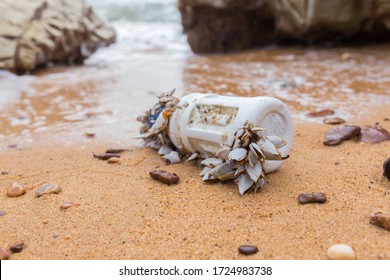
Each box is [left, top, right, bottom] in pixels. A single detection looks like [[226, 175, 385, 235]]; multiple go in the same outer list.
[[178, 0, 390, 53], [0, 0, 116, 74]]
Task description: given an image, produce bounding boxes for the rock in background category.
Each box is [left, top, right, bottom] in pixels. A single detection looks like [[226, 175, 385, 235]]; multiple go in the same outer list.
[[178, 0, 390, 53], [0, 0, 116, 74]]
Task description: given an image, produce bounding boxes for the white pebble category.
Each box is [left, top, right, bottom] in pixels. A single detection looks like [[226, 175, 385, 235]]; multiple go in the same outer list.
[[107, 157, 120, 164], [7, 182, 27, 197], [327, 244, 355, 260]]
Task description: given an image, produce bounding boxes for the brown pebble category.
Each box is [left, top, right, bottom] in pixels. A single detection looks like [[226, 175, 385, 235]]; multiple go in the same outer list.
[[7, 182, 27, 197], [358, 125, 390, 143], [238, 245, 258, 255], [323, 125, 361, 146], [384, 157, 390, 181], [35, 183, 62, 198], [323, 117, 345, 125], [59, 202, 79, 211], [107, 157, 121, 164], [0, 247, 10, 260], [105, 148, 129, 154], [1, 170, 9, 175], [9, 243, 24, 254], [298, 192, 327, 204], [149, 170, 179, 185], [85, 132, 95, 138], [93, 153, 121, 160], [306, 109, 335, 118], [370, 211, 390, 231], [0, 211, 6, 216]]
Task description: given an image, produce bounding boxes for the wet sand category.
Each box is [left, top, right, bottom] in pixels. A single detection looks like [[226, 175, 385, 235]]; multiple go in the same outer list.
[[0, 45, 390, 259]]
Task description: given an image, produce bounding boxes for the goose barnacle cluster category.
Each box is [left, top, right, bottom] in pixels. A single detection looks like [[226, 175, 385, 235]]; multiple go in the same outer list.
[[197, 122, 288, 195]]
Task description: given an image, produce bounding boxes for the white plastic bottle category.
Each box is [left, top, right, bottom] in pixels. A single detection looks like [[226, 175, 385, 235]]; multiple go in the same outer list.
[[169, 93, 294, 173]]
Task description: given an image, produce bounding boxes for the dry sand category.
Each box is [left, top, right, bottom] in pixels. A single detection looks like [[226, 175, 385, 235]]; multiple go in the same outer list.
[[0, 106, 389, 260]]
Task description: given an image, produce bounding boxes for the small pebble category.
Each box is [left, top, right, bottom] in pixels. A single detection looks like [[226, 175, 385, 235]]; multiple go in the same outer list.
[[341, 53, 351, 60], [298, 192, 327, 204], [105, 148, 129, 154], [53, 232, 59, 238], [7, 182, 27, 197], [369, 211, 390, 231], [327, 244, 355, 260], [35, 183, 62, 198], [306, 109, 335, 118], [323, 125, 361, 146], [59, 202, 79, 211], [323, 117, 345, 125], [149, 170, 180, 185], [85, 132, 95, 138], [238, 245, 259, 256], [93, 153, 121, 160], [107, 157, 121, 164], [1, 170, 9, 175], [384, 157, 390, 181], [9, 242, 24, 254], [0, 211, 6, 216], [0, 247, 10, 260], [358, 125, 390, 143]]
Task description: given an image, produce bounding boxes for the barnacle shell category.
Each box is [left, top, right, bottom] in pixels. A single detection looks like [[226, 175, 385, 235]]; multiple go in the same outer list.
[[158, 144, 173, 156], [187, 153, 199, 161], [162, 151, 181, 164], [228, 148, 247, 162], [201, 158, 223, 168]]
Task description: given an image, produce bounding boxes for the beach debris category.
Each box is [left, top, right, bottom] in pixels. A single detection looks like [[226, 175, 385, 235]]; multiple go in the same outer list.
[[105, 148, 129, 154], [35, 183, 62, 198], [298, 192, 327, 204], [0, 247, 10, 260], [149, 170, 179, 185], [369, 211, 390, 231], [163, 151, 181, 165], [59, 202, 80, 211], [323, 117, 345, 125], [200, 122, 287, 195], [327, 244, 355, 260], [138, 91, 291, 195], [9, 243, 24, 254], [93, 153, 121, 160], [1, 170, 9, 175], [358, 124, 390, 143], [323, 125, 361, 146], [107, 157, 121, 164], [384, 157, 390, 181], [7, 182, 27, 197], [238, 245, 259, 255], [306, 109, 334, 118], [0, 211, 5, 216]]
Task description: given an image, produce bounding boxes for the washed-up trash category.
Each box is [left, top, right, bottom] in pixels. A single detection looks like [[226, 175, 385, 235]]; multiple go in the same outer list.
[[137, 89, 293, 195]]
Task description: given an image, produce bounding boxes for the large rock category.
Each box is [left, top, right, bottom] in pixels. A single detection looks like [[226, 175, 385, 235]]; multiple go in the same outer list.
[[178, 0, 390, 53], [0, 0, 116, 74]]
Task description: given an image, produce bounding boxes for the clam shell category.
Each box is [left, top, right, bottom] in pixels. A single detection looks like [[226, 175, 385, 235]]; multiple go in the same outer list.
[[266, 135, 287, 149], [247, 149, 258, 167], [201, 158, 223, 168], [158, 145, 173, 156], [214, 162, 234, 176], [258, 138, 281, 158], [253, 177, 265, 193], [218, 171, 236, 181], [237, 174, 255, 195], [228, 148, 247, 162], [245, 161, 264, 182], [200, 167, 211, 177], [216, 147, 231, 160], [162, 151, 181, 164], [187, 153, 199, 161]]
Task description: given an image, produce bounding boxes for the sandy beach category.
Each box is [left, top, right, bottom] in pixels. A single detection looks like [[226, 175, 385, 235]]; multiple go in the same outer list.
[[0, 0, 390, 260]]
